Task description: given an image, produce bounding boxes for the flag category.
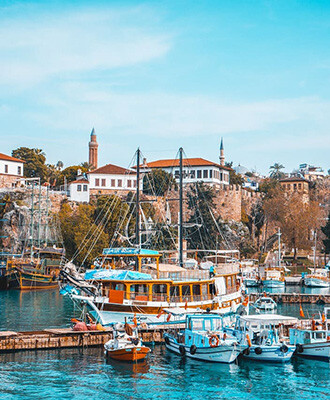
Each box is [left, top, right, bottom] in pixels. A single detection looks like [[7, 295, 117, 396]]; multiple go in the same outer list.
[[299, 305, 305, 318], [322, 313, 326, 323], [166, 313, 172, 322], [156, 309, 164, 319], [185, 300, 188, 310]]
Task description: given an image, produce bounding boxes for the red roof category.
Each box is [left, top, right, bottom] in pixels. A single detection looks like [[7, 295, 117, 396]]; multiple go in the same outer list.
[[88, 163, 136, 175], [69, 179, 89, 184], [0, 152, 25, 163], [280, 177, 309, 183], [138, 158, 231, 171]]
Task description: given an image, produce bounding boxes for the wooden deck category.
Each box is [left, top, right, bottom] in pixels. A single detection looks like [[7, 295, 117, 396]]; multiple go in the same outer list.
[[0, 325, 183, 353]]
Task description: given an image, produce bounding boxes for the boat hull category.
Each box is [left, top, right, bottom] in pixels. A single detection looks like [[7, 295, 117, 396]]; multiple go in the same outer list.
[[105, 346, 150, 361], [304, 277, 330, 288], [7, 270, 58, 290], [244, 279, 260, 287], [262, 280, 285, 289], [295, 342, 330, 360], [243, 345, 295, 362], [165, 336, 242, 363]]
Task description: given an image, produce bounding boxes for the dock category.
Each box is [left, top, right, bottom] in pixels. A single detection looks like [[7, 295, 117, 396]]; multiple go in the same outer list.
[[0, 324, 180, 353], [250, 292, 330, 304]]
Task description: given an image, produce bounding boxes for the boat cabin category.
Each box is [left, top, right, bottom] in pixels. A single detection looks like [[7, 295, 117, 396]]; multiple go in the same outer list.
[[290, 328, 329, 345]]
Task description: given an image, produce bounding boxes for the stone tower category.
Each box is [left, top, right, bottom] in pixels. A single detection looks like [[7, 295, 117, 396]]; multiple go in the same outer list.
[[219, 137, 225, 166], [88, 128, 98, 170]]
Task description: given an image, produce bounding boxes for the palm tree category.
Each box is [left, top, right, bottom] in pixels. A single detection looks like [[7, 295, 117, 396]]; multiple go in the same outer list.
[[56, 161, 64, 171], [269, 163, 285, 180]]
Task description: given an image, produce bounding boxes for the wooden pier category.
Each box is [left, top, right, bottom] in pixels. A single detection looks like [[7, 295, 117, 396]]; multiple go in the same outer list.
[[250, 292, 330, 304], [0, 324, 179, 353]]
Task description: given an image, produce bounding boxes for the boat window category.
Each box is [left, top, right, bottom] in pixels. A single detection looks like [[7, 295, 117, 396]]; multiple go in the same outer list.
[[201, 284, 208, 295], [227, 277, 231, 287], [192, 319, 204, 330], [204, 319, 211, 331], [212, 319, 222, 331], [115, 283, 125, 291], [131, 284, 149, 294], [304, 332, 310, 339], [152, 284, 167, 294], [182, 285, 191, 298], [192, 285, 201, 295], [315, 332, 324, 339], [170, 286, 179, 297], [209, 283, 216, 295]]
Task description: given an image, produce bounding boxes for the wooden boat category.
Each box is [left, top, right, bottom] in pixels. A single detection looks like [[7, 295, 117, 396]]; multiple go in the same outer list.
[[303, 268, 330, 288], [262, 267, 285, 289], [104, 323, 150, 362]]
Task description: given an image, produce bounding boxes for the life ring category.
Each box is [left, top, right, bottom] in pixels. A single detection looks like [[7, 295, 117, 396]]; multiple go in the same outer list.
[[179, 345, 186, 356], [280, 344, 288, 353], [209, 334, 220, 348], [190, 345, 197, 355], [296, 344, 304, 353], [254, 347, 263, 355]]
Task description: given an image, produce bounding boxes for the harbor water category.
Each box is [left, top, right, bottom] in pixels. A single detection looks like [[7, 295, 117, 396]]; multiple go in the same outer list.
[[0, 289, 329, 400]]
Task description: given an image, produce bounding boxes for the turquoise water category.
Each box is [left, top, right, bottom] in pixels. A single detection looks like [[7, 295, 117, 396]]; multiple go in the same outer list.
[[0, 290, 329, 400]]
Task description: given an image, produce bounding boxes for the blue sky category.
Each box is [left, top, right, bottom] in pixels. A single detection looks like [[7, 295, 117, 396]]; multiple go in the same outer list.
[[0, 0, 329, 174]]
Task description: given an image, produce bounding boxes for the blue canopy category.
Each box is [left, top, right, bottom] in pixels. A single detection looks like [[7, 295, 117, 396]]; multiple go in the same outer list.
[[102, 248, 160, 256], [84, 269, 152, 281]]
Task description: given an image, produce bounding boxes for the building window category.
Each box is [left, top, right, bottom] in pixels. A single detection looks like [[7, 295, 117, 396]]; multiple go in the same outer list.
[[294, 184, 297, 190], [118, 179, 122, 187], [298, 183, 301, 190], [18, 166, 21, 175], [83, 185, 88, 192], [4, 165, 8, 173], [190, 170, 195, 179], [127, 180, 132, 188], [111, 179, 115, 187], [197, 170, 201, 179], [209, 170, 213, 179], [101, 179, 106, 187], [133, 180, 137, 187], [220, 172, 223, 181], [77, 185, 82, 192], [174, 170, 180, 178], [203, 170, 208, 179], [95, 178, 100, 186]]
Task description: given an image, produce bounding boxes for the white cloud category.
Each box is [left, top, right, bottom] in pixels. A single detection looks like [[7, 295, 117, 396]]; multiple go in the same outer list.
[[0, 6, 171, 86], [30, 86, 330, 146]]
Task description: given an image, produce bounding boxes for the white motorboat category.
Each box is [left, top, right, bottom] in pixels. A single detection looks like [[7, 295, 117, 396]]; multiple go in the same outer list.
[[225, 314, 297, 362], [164, 313, 246, 363], [253, 296, 277, 311], [304, 269, 330, 288]]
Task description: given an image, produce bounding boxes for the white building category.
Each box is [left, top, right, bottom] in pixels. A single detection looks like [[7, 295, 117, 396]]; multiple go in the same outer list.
[[88, 163, 141, 195], [68, 178, 90, 202], [140, 157, 231, 186], [0, 153, 24, 188], [298, 163, 325, 181]]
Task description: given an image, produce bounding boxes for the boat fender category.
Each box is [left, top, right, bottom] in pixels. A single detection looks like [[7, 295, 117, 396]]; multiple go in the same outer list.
[[296, 344, 304, 353], [190, 345, 197, 355], [179, 345, 186, 356], [280, 344, 289, 353], [209, 335, 220, 348], [254, 347, 262, 355], [164, 336, 170, 345], [327, 336, 330, 342], [246, 334, 252, 347], [242, 348, 250, 356], [206, 307, 211, 314]]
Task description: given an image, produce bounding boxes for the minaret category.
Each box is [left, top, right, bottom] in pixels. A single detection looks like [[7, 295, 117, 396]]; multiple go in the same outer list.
[[219, 137, 225, 166], [88, 128, 98, 170]]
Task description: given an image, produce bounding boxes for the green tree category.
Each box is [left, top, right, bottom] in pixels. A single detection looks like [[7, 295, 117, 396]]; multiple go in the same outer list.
[[269, 163, 285, 180], [60, 165, 88, 185], [143, 169, 177, 196], [321, 212, 330, 259], [12, 147, 48, 182]]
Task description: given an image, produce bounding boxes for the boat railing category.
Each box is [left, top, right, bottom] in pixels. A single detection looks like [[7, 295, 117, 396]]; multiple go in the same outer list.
[[149, 270, 210, 281]]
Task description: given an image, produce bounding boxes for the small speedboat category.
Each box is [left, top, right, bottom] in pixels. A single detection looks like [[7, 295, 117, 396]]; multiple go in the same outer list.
[[104, 323, 150, 362], [254, 296, 277, 311], [164, 313, 246, 363]]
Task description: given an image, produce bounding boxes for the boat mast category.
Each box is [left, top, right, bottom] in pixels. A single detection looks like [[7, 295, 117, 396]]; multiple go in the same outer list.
[[277, 227, 281, 268], [179, 147, 183, 268], [136, 148, 140, 250], [313, 228, 317, 273]]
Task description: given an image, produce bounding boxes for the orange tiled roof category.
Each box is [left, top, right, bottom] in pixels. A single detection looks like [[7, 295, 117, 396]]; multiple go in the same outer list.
[[279, 177, 309, 183], [69, 179, 89, 184], [88, 163, 136, 175], [140, 158, 232, 170], [0, 153, 25, 163]]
